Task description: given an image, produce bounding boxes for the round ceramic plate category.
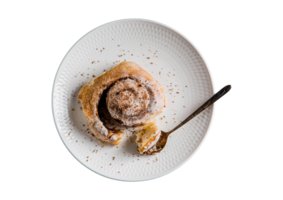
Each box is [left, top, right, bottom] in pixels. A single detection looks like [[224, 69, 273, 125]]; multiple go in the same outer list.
[[52, 19, 213, 181]]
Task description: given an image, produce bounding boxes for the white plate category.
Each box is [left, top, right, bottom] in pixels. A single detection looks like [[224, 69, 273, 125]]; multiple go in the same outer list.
[[52, 19, 213, 181]]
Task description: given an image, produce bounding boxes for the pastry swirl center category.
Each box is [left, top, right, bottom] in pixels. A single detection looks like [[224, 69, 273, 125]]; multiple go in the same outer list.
[[106, 78, 150, 125]]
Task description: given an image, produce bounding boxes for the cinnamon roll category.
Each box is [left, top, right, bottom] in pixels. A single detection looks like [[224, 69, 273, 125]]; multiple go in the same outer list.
[[78, 61, 166, 149]]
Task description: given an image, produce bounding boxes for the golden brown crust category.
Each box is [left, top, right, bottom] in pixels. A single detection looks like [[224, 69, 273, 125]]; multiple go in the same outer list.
[[78, 61, 166, 145]]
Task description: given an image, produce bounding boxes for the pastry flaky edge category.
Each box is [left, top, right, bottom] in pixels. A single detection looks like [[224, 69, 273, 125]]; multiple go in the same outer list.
[[135, 121, 162, 154], [78, 61, 166, 146]]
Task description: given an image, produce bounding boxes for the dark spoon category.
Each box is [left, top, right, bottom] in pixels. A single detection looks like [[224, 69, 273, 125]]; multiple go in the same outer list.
[[144, 85, 231, 155]]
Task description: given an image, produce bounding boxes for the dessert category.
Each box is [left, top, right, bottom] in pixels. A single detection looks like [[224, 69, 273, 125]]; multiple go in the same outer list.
[[135, 121, 162, 154], [78, 61, 165, 153]]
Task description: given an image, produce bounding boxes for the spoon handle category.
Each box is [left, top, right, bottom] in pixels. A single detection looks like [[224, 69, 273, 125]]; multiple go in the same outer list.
[[167, 85, 231, 134]]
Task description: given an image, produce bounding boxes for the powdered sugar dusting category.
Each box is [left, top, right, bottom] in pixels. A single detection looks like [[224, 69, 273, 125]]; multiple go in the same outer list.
[[78, 61, 165, 147], [106, 78, 152, 126]]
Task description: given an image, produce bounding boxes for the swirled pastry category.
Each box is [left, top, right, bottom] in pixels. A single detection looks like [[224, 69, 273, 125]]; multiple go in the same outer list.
[[106, 78, 151, 126], [78, 61, 165, 149]]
